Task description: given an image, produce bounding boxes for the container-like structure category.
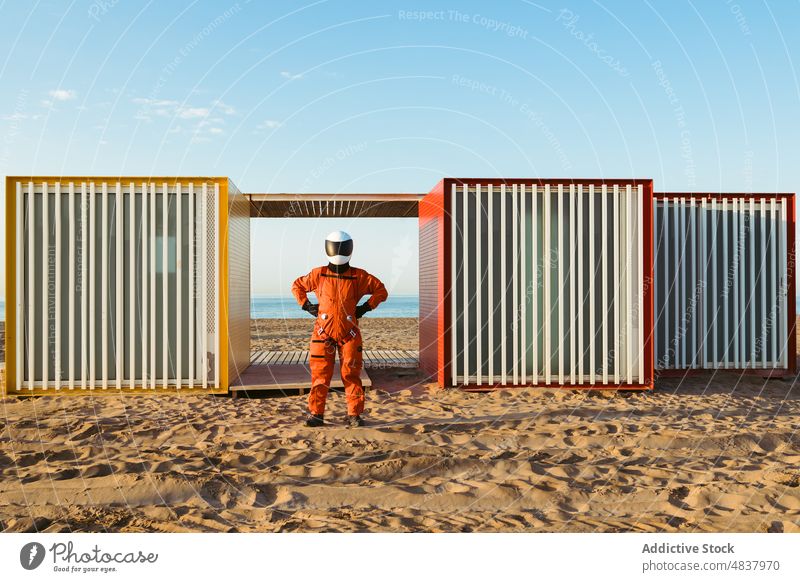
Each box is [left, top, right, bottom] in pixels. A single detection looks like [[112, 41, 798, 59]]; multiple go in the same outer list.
[[419, 178, 655, 390], [653, 192, 796, 374], [3, 176, 250, 395], [6, 175, 793, 397]]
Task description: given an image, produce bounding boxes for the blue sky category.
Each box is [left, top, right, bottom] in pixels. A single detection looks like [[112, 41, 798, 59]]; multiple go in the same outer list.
[[1, 0, 798, 297]]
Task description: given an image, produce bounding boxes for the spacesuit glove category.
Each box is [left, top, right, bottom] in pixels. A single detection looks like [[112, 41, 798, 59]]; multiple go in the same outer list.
[[355, 302, 372, 319], [302, 300, 319, 317]]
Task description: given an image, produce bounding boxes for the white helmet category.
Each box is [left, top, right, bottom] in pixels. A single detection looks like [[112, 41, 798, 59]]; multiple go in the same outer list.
[[325, 230, 353, 265]]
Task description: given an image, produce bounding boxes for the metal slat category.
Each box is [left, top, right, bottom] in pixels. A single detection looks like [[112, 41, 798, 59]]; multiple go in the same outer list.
[[701, 199, 708, 367], [711, 198, 718, 367], [55, 183, 61, 389], [142, 183, 149, 387], [177, 183, 182, 386], [189, 184, 195, 387], [151, 182, 157, 389], [101, 182, 108, 389], [463, 183, 469, 385], [654, 200, 660, 368], [738, 198, 746, 368], [570, 184, 577, 384], [543, 185, 551, 384], [476, 184, 482, 386], [556, 185, 562, 384], [722, 198, 729, 367], [451, 183, 457, 386], [690, 199, 697, 368], [760, 199, 767, 368], [500, 184, 507, 386], [531, 184, 546, 384], [588, 184, 595, 384], [89, 182, 96, 389], [673, 197, 679, 370], [749, 199, 756, 367], [129, 183, 135, 389], [217, 183, 225, 383], [18, 182, 27, 389], [680, 197, 687, 369], [116, 182, 123, 389], [488, 184, 494, 385], [512, 184, 518, 385], [732, 199, 739, 367], [42, 182, 49, 388], [637, 185, 644, 382], [15, 182, 23, 388], [780, 198, 788, 367], [576, 184, 583, 382], [162, 182, 169, 384], [81, 184, 88, 390], [601, 185, 608, 384], [623, 185, 632, 382], [664, 199, 670, 368], [25, 182, 33, 388], [612, 185, 620, 384], [520, 184, 525, 385], [770, 198, 778, 366], [621, 185, 630, 382], [201, 184, 208, 389]]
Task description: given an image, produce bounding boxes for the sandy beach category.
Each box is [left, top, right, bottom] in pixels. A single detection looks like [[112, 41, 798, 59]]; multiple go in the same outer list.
[[0, 318, 798, 532]]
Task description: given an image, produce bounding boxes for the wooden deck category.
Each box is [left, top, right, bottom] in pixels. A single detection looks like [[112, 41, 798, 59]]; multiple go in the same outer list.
[[229, 350, 419, 395], [247, 349, 419, 368]]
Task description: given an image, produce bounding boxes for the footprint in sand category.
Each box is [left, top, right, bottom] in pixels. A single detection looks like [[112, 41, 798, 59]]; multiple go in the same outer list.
[[668, 485, 691, 509]]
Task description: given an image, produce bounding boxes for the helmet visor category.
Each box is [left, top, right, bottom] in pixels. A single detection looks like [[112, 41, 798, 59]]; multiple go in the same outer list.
[[326, 239, 353, 258]]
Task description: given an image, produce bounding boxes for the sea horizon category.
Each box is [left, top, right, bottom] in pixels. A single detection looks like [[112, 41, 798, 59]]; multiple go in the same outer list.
[[0, 295, 419, 322], [250, 293, 418, 319]]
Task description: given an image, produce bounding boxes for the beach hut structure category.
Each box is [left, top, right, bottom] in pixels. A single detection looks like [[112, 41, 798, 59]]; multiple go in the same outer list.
[[419, 178, 656, 390], [653, 192, 796, 375], [3, 176, 250, 395], [2, 175, 795, 396]]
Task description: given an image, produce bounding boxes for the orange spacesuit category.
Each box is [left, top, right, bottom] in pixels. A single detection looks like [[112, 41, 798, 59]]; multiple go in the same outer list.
[[291, 231, 388, 426]]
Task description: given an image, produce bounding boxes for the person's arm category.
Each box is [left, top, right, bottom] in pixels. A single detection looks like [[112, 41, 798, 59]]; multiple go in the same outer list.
[[291, 269, 320, 315], [355, 271, 388, 318]]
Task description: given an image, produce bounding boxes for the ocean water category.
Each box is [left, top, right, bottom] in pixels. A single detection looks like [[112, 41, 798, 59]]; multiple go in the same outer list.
[[251, 294, 418, 319], [0, 297, 418, 321]]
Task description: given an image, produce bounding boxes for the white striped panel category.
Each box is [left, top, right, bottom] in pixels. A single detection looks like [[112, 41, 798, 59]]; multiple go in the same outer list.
[[450, 182, 647, 387], [655, 196, 789, 370]]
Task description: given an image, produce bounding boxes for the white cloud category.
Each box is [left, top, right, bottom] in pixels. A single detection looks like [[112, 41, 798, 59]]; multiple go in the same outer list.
[[280, 71, 303, 80], [1, 112, 41, 121], [133, 97, 178, 107], [257, 119, 282, 130], [132, 97, 236, 122], [131, 95, 238, 141], [177, 107, 210, 119], [49, 89, 77, 101], [212, 99, 236, 115]]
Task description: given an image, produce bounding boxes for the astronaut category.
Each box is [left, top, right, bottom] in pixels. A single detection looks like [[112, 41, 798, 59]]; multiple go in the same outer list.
[[291, 231, 388, 427]]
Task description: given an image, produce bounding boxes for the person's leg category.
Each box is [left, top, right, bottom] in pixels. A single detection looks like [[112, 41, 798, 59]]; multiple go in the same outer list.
[[308, 337, 336, 418], [339, 336, 365, 417]]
